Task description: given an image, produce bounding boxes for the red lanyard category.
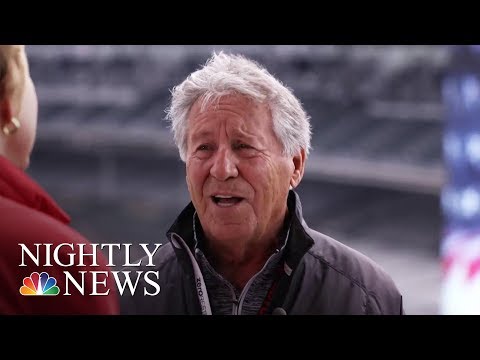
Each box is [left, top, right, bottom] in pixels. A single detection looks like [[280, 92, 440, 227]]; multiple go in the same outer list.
[[257, 262, 288, 315]]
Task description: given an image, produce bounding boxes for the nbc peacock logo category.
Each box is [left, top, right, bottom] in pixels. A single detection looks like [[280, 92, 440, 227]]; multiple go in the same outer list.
[[20, 272, 60, 296]]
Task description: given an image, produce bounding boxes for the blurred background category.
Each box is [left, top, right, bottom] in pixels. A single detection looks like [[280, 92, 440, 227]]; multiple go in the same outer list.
[[26, 45, 450, 314]]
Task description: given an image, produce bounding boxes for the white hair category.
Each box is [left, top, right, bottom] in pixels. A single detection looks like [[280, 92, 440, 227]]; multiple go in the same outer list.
[[165, 51, 312, 162]]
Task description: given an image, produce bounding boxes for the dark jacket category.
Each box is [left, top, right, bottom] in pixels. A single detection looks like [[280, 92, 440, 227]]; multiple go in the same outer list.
[[0, 156, 119, 314], [121, 191, 404, 315]]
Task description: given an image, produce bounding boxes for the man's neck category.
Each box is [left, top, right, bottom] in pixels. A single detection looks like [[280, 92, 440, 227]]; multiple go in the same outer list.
[[205, 240, 278, 291], [194, 209, 292, 291]]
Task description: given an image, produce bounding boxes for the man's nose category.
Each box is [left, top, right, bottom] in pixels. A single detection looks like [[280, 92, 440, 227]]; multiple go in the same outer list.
[[210, 147, 238, 181]]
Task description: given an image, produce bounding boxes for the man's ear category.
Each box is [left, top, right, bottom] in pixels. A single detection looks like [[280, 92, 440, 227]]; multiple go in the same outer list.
[[290, 148, 306, 189]]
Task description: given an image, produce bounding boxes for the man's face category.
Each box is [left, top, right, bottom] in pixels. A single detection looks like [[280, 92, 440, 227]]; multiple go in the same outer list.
[[185, 95, 296, 249]]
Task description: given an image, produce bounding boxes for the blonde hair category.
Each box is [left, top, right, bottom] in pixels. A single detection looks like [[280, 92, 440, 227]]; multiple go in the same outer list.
[[0, 45, 27, 113]]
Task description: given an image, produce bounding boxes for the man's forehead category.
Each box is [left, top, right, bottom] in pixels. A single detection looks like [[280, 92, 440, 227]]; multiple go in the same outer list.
[[186, 95, 274, 139], [189, 127, 259, 141], [190, 94, 267, 116]]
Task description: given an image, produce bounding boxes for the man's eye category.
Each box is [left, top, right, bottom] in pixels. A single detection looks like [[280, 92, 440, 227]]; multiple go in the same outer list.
[[197, 145, 210, 151], [238, 143, 252, 149]]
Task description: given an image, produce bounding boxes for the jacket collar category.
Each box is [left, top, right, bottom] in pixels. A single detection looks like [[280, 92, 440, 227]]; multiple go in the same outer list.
[[166, 190, 314, 270], [166, 201, 197, 247], [0, 155, 70, 224], [285, 190, 315, 269]]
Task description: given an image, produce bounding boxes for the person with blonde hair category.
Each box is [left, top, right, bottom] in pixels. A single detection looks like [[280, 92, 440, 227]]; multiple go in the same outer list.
[[0, 45, 119, 314]]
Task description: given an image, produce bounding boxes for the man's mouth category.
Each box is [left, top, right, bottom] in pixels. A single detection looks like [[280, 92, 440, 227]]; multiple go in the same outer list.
[[211, 195, 244, 207]]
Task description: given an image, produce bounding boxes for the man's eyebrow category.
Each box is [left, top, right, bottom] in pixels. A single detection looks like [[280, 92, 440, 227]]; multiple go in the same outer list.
[[189, 129, 261, 144], [190, 130, 214, 143], [231, 130, 260, 143]]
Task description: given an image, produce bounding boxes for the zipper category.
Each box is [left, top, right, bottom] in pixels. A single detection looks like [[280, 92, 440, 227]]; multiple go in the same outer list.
[[231, 289, 239, 314], [173, 227, 287, 315], [236, 249, 281, 315]]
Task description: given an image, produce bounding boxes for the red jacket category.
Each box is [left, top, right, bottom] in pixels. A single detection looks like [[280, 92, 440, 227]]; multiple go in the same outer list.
[[0, 156, 119, 314]]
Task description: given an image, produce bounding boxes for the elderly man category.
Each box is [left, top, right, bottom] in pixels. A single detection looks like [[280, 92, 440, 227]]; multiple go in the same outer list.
[[121, 52, 404, 315]]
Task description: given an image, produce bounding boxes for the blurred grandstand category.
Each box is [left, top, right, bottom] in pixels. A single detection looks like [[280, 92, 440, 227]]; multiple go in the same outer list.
[[26, 45, 448, 314]]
